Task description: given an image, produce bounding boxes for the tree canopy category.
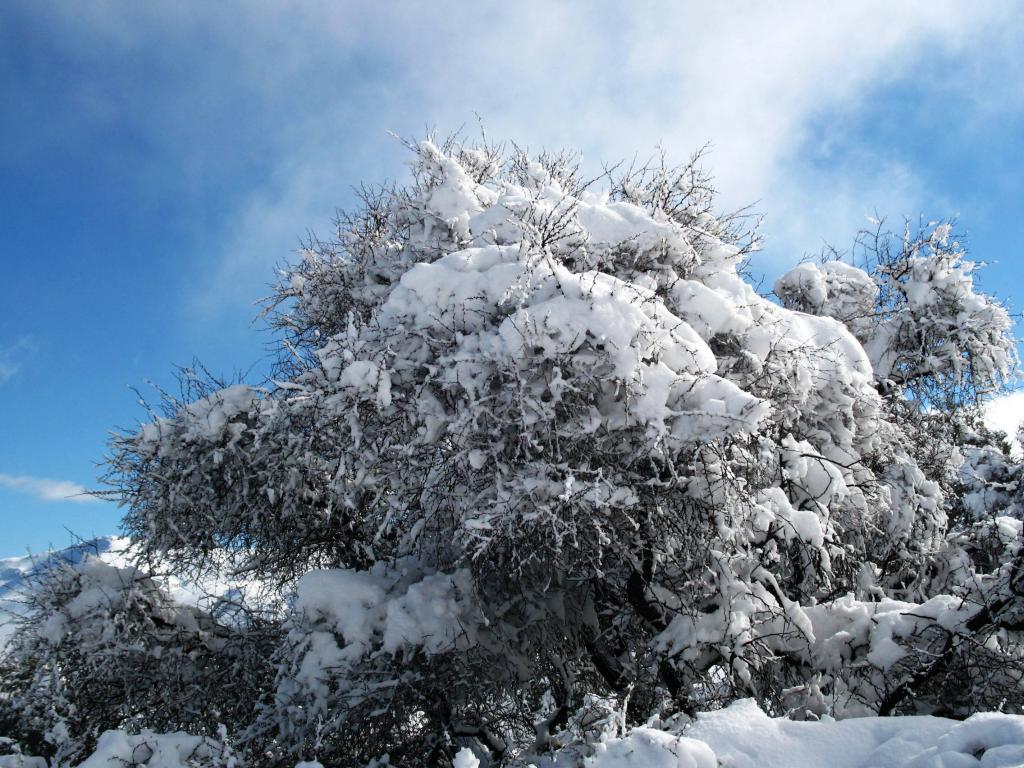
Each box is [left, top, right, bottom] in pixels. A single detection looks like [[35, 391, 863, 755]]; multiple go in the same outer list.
[[2, 133, 1021, 767]]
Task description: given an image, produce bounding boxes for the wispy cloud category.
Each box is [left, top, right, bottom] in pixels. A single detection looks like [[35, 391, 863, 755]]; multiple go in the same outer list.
[[0, 473, 99, 503], [21, 1, 1024, 307], [192, 1, 1022, 297], [0, 337, 36, 383]]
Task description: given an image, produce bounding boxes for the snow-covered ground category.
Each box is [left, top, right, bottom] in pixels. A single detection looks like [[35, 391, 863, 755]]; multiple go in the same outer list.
[[468, 701, 1024, 767], [682, 699, 1024, 768], [5, 698, 1022, 768]]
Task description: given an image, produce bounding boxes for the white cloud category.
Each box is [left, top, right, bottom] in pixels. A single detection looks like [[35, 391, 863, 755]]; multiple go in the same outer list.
[[985, 390, 1024, 457], [0, 359, 17, 383], [200, 1, 1020, 298], [0, 473, 99, 504], [0, 337, 36, 383], [26, 1, 1024, 307]]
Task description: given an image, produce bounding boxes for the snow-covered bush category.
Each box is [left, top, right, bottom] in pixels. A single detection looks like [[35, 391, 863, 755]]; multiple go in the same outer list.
[[775, 221, 1015, 408], [30, 132, 1012, 764], [72, 731, 232, 768], [0, 554, 275, 764]]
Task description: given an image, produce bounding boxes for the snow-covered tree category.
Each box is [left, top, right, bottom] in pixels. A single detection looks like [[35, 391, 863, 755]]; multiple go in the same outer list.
[[6, 133, 1020, 766]]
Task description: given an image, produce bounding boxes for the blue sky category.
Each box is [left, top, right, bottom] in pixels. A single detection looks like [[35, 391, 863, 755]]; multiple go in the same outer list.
[[1, 1, 1023, 554]]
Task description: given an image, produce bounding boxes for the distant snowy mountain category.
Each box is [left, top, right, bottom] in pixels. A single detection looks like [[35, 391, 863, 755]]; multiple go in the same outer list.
[[0, 537, 132, 646]]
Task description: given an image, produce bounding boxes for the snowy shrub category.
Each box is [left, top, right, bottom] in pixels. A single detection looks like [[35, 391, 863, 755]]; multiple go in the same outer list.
[[0, 555, 275, 764], [959, 445, 1023, 524], [67, 132, 1024, 765], [775, 221, 1015, 408], [72, 731, 231, 768], [262, 560, 497, 763]]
